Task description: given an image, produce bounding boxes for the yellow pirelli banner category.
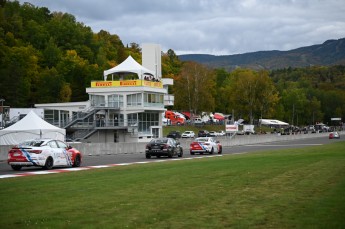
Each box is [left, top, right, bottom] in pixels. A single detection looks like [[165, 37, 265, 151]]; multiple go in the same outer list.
[[91, 80, 163, 88]]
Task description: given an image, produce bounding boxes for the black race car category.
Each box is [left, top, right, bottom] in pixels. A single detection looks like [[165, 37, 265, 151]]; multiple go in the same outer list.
[[145, 138, 183, 159]]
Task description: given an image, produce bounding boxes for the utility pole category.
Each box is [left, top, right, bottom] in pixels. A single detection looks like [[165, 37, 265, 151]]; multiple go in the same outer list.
[[292, 104, 295, 126], [232, 109, 234, 124], [0, 98, 5, 129]]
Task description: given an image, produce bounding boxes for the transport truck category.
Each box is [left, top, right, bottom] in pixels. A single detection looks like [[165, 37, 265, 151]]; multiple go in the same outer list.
[[165, 111, 185, 125]]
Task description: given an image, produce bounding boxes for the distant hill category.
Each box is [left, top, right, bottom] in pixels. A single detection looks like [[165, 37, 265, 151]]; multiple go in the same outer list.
[[178, 38, 345, 70]]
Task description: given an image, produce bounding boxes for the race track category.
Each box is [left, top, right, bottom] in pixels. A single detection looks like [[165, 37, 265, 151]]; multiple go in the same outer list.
[[0, 136, 343, 178]]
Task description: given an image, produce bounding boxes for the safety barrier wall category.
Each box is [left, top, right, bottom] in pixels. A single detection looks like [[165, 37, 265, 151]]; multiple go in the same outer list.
[[0, 132, 335, 161]]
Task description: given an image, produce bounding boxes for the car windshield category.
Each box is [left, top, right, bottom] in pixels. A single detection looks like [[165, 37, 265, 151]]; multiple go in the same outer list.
[[195, 138, 208, 142], [19, 140, 44, 147], [151, 139, 168, 144]]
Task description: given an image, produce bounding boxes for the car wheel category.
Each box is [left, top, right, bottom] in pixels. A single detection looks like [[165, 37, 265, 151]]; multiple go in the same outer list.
[[168, 151, 173, 158], [11, 165, 22, 171], [218, 147, 222, 154], [44, 157, 54, 170], [146, 154, 151, 159], [178, 149, 183, 157], [210, 147, 214, 154], [73, 155, 81, 167], [190, 151, 194, 155]]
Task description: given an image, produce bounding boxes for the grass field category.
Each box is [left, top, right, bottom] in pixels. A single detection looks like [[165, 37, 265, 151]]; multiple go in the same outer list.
[[1, 141, 345, 228]]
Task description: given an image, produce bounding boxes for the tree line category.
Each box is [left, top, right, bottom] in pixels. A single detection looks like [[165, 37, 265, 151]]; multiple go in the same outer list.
[[1, 1, 344, 126], [174, 63, 345, 126]]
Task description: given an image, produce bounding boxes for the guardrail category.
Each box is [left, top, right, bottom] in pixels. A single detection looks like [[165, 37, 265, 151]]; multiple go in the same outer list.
[[0, 131, 336, 161]]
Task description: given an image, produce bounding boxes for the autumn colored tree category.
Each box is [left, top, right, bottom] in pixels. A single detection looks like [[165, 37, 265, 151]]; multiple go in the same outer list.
[[1, 0, 344, 126], [125, 42, 142, 62], [95, 30, 125, 68], [35, 67, 70, 103], [221, 69, 279, 124], [214, 69, 230, 113], [173, 61, 216, 115], [255, 70, 280, 119], [162, 49, 182, 78], [0, 45, 40, 107], [271, 66, 345, 125], [56, 50, 91, 101], [42, 37, 62, 68], [281, 86, 310, 126]]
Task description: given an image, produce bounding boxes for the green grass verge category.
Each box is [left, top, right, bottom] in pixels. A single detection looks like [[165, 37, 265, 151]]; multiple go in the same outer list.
[[1, 141, 345, 228]]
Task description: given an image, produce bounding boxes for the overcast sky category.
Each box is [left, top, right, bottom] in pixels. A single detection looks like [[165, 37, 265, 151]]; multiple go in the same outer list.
[[17, 0, 345, 55]]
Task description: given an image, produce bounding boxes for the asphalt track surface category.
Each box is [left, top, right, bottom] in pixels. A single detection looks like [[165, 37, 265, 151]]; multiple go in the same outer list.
[[0, 136, 343, 177]]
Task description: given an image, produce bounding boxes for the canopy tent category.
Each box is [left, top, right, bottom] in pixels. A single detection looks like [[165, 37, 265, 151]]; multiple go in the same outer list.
[[0, 110, 65, 145], [181, 112, 191, 119], [181, 112, 199, 120], [213, 113, 225, 121], [103, 55, 155, 81], [259, 119, 289, 126]]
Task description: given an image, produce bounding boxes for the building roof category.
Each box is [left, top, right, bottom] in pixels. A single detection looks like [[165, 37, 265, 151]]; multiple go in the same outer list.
[[259, 119, 289, 126], [103, 55, 155, 81]]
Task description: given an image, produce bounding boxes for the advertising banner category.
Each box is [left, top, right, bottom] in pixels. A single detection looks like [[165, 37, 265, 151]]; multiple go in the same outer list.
[[226, 124, 238, 133], [91, 80, 162, 88]]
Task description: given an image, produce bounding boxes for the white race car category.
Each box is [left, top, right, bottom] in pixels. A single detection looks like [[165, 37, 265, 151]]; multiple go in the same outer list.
[[8, 139, 83, 170], [190, 137, 222, 155]]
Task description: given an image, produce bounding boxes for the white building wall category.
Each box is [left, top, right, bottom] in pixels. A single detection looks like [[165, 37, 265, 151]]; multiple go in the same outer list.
[[142, 44, 162, 79], [10, 108, 44, 118], [28, 43, 170, 143]]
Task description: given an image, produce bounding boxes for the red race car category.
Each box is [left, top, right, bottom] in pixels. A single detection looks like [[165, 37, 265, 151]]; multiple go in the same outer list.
[[329, 132, 340, 139]]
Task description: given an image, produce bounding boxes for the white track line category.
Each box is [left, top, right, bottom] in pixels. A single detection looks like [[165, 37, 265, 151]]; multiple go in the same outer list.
[[0, 155, 223, 179]]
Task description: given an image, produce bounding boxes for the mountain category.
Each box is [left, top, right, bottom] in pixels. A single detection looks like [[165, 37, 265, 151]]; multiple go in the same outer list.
[[178, 38, 345, 70]]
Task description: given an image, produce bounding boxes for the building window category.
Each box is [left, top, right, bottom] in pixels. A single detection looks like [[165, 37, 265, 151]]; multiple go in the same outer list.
[[127, 112, 159, 134], [128, 113, 138, 127], [108, 94, 123, 108], [127, 93, 142, 107], [60, 110, 69, 127], [138, 112, 159, 134], [91, 95, 105, 107], [152, 128, 159, 138], [144, 93, 164, 107], [44, 109, 59, 126]]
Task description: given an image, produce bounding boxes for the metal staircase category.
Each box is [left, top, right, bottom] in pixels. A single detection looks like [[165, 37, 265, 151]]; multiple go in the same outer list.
[[64, 106, 123, 141], [64, 107, 101, 140], [73, 129, 98, 141], [63, 107, 100, 129]]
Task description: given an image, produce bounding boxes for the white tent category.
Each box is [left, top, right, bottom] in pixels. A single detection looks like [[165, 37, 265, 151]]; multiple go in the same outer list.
[[259, 119, 289, 126], [0, 110, 65, 145], [103, 55, 155, 81]]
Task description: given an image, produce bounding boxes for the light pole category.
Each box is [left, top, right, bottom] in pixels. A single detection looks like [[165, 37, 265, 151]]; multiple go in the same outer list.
[[0, 98, 5, 129]]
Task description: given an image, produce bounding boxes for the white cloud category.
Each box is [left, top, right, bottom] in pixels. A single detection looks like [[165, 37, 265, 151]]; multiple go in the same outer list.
[[17, 0, 345, 55]]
